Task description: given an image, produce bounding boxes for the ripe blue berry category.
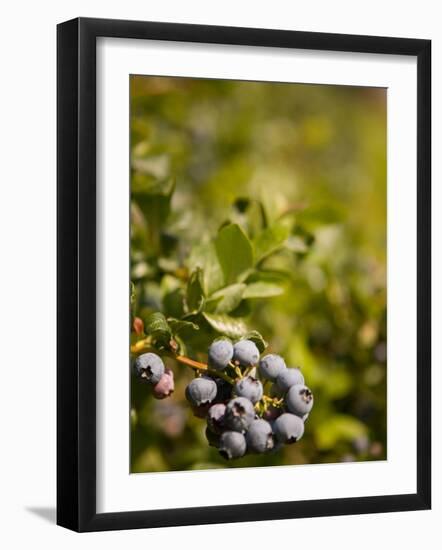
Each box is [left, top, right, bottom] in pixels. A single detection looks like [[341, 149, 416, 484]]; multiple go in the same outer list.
[[273, 413, 305, 443], [219, 431, 247, 459], [134, 352, 165, 384], [185, 377, 217, 407], [275, 367, 305, 393], [233, 340, 260, 367], [258, 354, 286, 381], [234, 376, 263, 404], [208, 339, 234, 370], [246, 419, 275, 453], [225, 396, 256, 432], [152, 368, 174, 399], [285, 384, 314, 416], [206, 403, 226, 434]]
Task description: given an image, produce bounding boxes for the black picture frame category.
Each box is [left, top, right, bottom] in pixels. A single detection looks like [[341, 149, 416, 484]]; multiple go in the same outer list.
[[57, 17, 431, 532]]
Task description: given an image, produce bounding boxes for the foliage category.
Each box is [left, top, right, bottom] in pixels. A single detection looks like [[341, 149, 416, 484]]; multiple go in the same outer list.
[[130, 76, 387, 472]]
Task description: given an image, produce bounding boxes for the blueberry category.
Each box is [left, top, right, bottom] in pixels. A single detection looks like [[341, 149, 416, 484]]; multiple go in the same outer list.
[[225, 396, 256, 432], [208, 339, 234, 370], [207, 403, 226, 434], [246, 419, 275, 453], [233, 340, 260, 367], [273, 413, 305, 443], [285, 384, 314, 416], [134, 353, 165, 384], [275, 367, 305, 393], [185, 377, 217, 407], [233, 376, 263, 404], [205, 426, 221, 448], [219, 431, 247, 459], [152, 368, 174, 399], [258, 354, 286, 381]]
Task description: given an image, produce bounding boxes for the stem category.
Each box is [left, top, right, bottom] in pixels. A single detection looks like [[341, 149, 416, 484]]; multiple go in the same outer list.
[[175, 355, 234, 385], [262, 395, 284, 408], [175, 355, 208, 370], [243, 365, 256, 377], [130, 337, 153, 353]]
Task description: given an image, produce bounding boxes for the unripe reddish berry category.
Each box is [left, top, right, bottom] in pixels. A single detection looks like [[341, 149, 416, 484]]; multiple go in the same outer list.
[[152, 368, 175, 399], [133, 316, 144, 335]]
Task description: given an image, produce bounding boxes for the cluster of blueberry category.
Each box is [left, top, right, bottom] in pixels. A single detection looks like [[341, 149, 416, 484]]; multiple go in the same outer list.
[[133, 338, 313, 459]]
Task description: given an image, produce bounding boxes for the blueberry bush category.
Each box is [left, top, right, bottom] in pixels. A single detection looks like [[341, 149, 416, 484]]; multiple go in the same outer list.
[[130, 76, 387, 472]]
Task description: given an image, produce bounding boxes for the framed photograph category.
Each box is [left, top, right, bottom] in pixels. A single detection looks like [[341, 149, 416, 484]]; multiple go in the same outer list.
[[57, 17, 431, 532]]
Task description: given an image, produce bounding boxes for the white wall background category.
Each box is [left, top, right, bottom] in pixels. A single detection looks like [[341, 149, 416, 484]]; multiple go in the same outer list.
[[0, 1, 439, 548]]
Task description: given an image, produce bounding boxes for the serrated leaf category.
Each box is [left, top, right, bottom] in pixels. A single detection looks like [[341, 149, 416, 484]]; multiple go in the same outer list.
[[144, 312, 172, 346], [314, 415, 368, 451], [242, 330, 268, 353], [208, 283, 246, 314], [243, 282, 284, 299], [253, 224, 290, 262], [186, 268, 205, 313], [168, 318, 200, 334], [215, 224, 254, 284], [203, 312, 248, 339]]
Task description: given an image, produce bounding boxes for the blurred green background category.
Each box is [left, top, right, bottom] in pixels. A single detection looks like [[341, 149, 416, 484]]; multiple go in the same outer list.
[[130, 75, 387, 473]]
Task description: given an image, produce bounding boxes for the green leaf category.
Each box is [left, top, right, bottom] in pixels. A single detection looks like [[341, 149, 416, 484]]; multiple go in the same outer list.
[[215, 224, 254, 284], [315, 415, 368, 451], [242, 330, 268, 353], [168, 318, 200, 334], [203, 312, 248, 339], [253, 224, 290, 262], [243, 282, 284, 299], [208, 283, 246, 314], [186, 268, 205, 313], [188, 242, 224, 295], [285, 235, 309, 253], [144, 312, 172, 346]]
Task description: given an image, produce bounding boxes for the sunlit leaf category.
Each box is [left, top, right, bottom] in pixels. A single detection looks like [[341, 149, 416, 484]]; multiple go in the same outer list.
[[243, 282, 284, 299], [208, 283, 246, 314], [203, 312, 248, 339], [253, 224, 290, 262], [215, 224, 254, 284], [188, 241, 224, 295]]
